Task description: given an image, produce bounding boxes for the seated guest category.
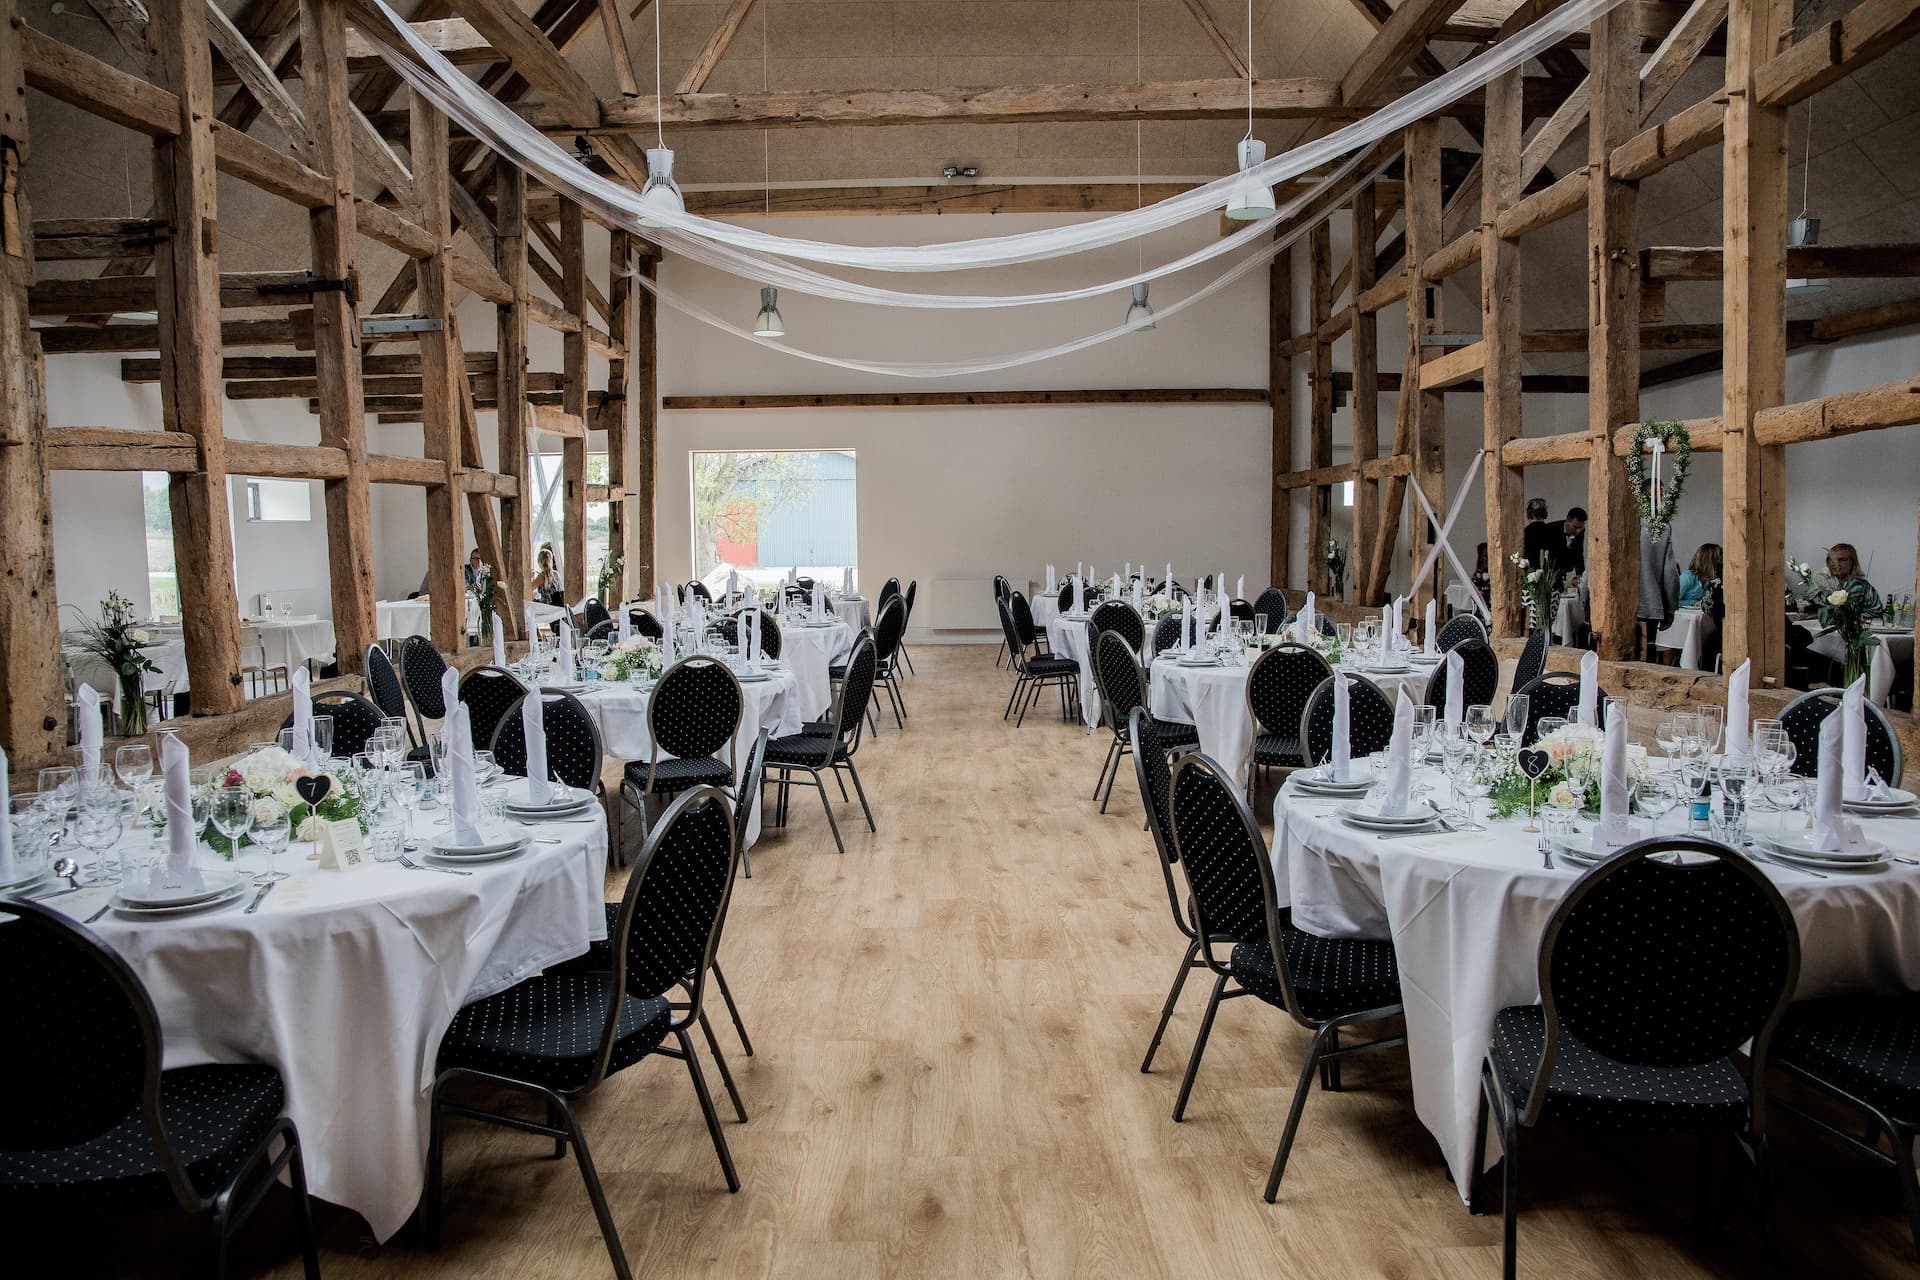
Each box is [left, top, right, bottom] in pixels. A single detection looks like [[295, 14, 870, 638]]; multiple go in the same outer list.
[[1471, 543, 1490, 601], [464, 548, 485, 589], [1828, 542, 1883, 618], [1679, 542, 1720, 608], [1520, 497, 1556, 568], [1560, 507, 1588, 578]]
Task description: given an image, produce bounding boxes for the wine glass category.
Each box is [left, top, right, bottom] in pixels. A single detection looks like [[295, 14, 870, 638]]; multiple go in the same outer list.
[[1562, 748, 1594, 817], [1697, 704, 1725, 757], [1464, 705, 1496, 748], [37, 766, 77, 823], [189, 768, 218, 856], [475, 750, 498, 785], [1639, 773, 1681, 835], [212, 781, 255, 863], [114, 744, 153, 793], [1654, 718, 1682, 773], [1536, 716, 1567, 751], [73, 788, 125, 887], [1504, 692, 1530, 743], [312, 714, 335, 764], [1412, 705, 1438, 761], [1440, 728, 1474, 820], [250, 798, 291, 884], [1710, 754, 1753, 843]]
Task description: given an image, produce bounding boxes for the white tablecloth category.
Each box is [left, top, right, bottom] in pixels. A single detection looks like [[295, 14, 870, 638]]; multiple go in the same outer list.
[[66, 640, 191, 696], [1806, 623, 1913, 667], [1653, 606, 1705, 670], [779, 617, 856, 720], [1552, 591, 1586, 645], [574, 665, 804, 847], [832, 596, 872, 633], [1046, 612, 1102, 730], [42, 797, 608, 1241], [1271, 767, 1920, 1199], [245, 616, 336, 672], [375, 599, 434, 642], [1030, 594, 1061, 632]]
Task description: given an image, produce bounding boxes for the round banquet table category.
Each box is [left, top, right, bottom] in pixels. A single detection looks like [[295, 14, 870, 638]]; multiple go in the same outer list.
[[572, 663, 804, 847], [245, 615, 337, 673], [1030, 593, 1061, 632], [38, 796, 609, 1242], [1149, 652, 1436, 793], [375, 598, 433, 641], [1270, 764, 1920, 1201], [1045, 612, 1103, 730], [777, 616, 856, 719], [832, 595, 872, 633], [1652, 605, 1705, 670], [66, 639, 191, 696]]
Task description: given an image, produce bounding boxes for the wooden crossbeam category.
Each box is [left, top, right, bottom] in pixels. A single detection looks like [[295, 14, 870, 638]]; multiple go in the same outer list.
[[1342, 0, 1473, 108], [661, 389, 1270, 411], [676, 0, 757, 95], [18, 22, 178, 136], [1177, 0, 1252, 80], [1645, 243, 1920, 280]]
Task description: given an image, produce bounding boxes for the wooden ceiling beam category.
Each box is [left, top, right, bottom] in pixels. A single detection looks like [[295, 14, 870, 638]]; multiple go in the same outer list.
[[1176, 0, 1253, 81], [676, 0, 757, 95], [1645, 242, 1920, 280], [1341, 0, 1474, 108]]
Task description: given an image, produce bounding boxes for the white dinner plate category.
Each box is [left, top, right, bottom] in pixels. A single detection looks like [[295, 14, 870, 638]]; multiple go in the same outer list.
[[1175, 654, 1219, 668], [1364, 663, 1412, 676], [1, 869, 52, 899], [116, 867, 248, 909], [504, 799, 594, 820], [1844, 787, 1919, 812], [504, 781, 589, 812], [734, 670, 776, 683], [1755, 830, 1889, 864], [1549, 834, 1614, 866], [1294, 772, 1374, 796], [112, 881, 250, 918], [429, 838, 528, 862], [1762, 845, 1889, 873], [431, 831, 527, 857], [1340, 801, 1439, 830]]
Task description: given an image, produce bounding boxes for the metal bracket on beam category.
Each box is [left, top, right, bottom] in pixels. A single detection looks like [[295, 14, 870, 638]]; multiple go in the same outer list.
[[360, 315, 445, 336]]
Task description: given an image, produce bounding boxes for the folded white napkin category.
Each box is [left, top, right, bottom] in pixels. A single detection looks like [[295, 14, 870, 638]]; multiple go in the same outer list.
[[1843, 675, 1868, 801], [788, 566, 797, 585], [0, 744, 15, 882], [1196, 596, 1210, 644], [1578, 650, 1599, 727], [1181, 598, 1194, 650], [1331, 671, 1352, 782], [1424, 600, 1438, 656], [525, 603, 541, 656], [521, 685, 551, 805], [1380, 604, 1392, 650], [440, 666, 460, 729], [1073, 575, 1085, 615], [1391, 596, 1404, 649], [737, 611, 750, 663], [1077, 561, 1084, 583], [1296, 591, 1316, 644], [1380, 691, 1415, 816], [727, 569, 739, 602], [1165, 563, 1173, 592], [291, 666, 315, 767], [842, 567, 853, 595], [812, 583, 826, 621], [160, 733, 204, 892], [492, 622, 507, 668], [1236, 575, 1245, 601], [1871, 643, 1896, 707], [617, 605, 632, 645], [1132, 578, 1143, 613], [76, 683, 102, 775], [1593, 713, 1631, 851], [443, 697, 485, 845], [1444, 650, 1464, 730], [1725, 659, 1751, 755], [1813, 709, 1870, 851], [557, 623, 576, 684]]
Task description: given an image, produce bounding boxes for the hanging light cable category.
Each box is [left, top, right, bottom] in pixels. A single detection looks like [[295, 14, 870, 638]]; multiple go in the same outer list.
[[636, 0, 683, 226], [752, 19, 784, 337], [1127, 0, 1155, 329], [1786, 97, 1828, 297], [1225, 0, 1276, 221]]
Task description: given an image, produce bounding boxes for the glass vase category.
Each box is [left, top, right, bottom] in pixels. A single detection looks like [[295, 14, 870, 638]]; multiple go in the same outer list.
[[1844, 642, 1868, 688], [117, 671, 148, 737]]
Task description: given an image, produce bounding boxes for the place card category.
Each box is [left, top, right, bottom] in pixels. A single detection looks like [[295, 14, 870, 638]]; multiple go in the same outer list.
[[316, 818, 369, 871]]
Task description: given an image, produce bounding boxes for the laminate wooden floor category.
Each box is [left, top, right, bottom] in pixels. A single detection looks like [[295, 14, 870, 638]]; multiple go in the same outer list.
[[46, 646, 1918, 1278]]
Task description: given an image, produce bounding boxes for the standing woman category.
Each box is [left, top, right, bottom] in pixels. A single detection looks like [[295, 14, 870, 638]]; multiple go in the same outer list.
[[1828, 542, 1883, 618], [532, 542, 565, 606]]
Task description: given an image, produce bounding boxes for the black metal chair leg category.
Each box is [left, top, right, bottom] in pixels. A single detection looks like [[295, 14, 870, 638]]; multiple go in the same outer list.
[[833, 766, 849, 801], [1099, 740, 1128, 812], [1264, 1021, 1335, 1202], [1004, 674, 1027, 720], [423, 1085, 446, 1248], [284, 1130, 321, 1280], [554, 1097, 634, 1280], [1320, 1027, 1342, 1091], [697, 1007, 749, 1122], [547, 1099, 567, 1157], [712, 959, 753, 1056], [813, 768, 846, 854], [676, 1028, 742, 1192], [1501, 1109, 1521, 1280], [1140, 939, 1200, 1073], [1172, 973, 1229, 1122], [1468, 1070, 1494, 1215], [1093, 737, 1118, 800], [845, 759, 876, 831]]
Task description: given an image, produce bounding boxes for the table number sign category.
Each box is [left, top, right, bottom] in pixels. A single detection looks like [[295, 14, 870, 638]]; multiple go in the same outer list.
[[317, 818, 369, 871]]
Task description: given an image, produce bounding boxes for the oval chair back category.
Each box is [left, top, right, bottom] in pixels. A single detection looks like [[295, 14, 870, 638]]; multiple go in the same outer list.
[[399, 635, 450, 730], [458, 665, 531, 754], [1057, 581, 1077, 613], [1092, 629, 1146, 728], [647, 656, 744, 767], [873, 597, 906, 667], [1168, 754, 1277, 975], [1150, 614, 1183, 660], [581, 598, 612, 634], [1252, 588, 1290, 634], [733, 730, 768, 875], [1422, 639, 1500, 712], [488, 688, 604, 792], [628, 608, 664, 640], [1512, 628, 1551, 695], [832, 635, 880, 753], [995, 599, 1027, 668], [685, 580, 712, 603], [1247, 643, 1334, 738], [903, 580, 917, 621], [993, 575, 1010, 604], [364, 643, 409, 726], [584, 619, 616, 644], [730, 607, 781, 660], [878, 577, 901, 609], [1299, 674, 1396, 767], [1089, 600, 1145, 653], [1779, 688, 1903, 785], [1009, 591, 1040, 649], [1129, 707, 1178, 871], [1526, 836, 1800, 1128], [1228, 598, 1255, 623], [1436, 613, 1488, 652], [280, 691, 385, 760], [1514, 671, 1611, 745]]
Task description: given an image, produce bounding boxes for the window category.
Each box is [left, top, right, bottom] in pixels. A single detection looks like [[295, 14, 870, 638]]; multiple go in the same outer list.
[[1342, 480, 1355, 507], [689, 449, 855, 589], [244, 477, 313, 522], [141, 472, 179, 617], [525, 450, 616, 595]]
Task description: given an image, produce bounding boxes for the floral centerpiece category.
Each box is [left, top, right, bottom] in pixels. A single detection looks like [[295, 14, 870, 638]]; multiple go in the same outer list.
[[1817, 582, 1880, 686], [597, 636, 665, 683], [63, 590, 161, 736], [1785, 558, 1835, 613], [1325, 539, 1348, 600], [1487, 724, 1651, 820], [201, 745, 364, 855], [597, 551, 624, 603], [1140, 592, 1177, 621], [471, 562, 501, 642], [1507, 551, 1558, 633]]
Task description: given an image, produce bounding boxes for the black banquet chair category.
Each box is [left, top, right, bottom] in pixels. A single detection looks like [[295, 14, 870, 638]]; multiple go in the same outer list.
[[1511, 627, 1551, 697], [1513, 671, 1614, 745], [280, 690, 384, 760], [1421, 638, 1500, 714], [1252, 587, 1291, 634], [729, 606, 783, 661], [364, 643, 422, 752], [1768, 992, 1920, 1259], [765, 634, 880, 854], [1091, 630, 1197, 812], [1167, 754, 1406, 1201], [1468, 836, 1800, 1280], [1009, 590, 1047, 657], [581, 598, 613, 634], [398, 634, 451, 741], [1246, 643, 1333, 779], [1436, 613, 1488, 652], [458, 665, 532, 765], [1089, 599, 1146, 654], [424, 788, 744, 1280], [1778, 688, 1903, 786], [620, 656, 743, 840], [996, 599, 1079, 726], [1150, 614, 1183, 660], [0, 901, 321, 1279], [628, 607, 664, 640], [1298, 674, 1397, 767], [488, 688, 604, 793], [895, 579, 918, 676]]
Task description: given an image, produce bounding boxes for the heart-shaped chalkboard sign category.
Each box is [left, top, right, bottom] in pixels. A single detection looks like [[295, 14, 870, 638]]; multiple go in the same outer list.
[[295, 774, 332, 808], [1517, 748, 1551, 780]]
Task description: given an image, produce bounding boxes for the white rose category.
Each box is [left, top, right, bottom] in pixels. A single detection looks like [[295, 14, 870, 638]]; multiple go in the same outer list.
[[130, 629, 151, 644], [1828, 589, 1851, 608]]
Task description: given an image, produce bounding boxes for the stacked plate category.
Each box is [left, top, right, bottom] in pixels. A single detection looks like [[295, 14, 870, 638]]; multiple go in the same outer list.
[[1365, 662, 1411, 676], [1175, 651, 1219, 668], [1753, 829, 1891, 873], [0, 864, 52, 901], [428, 829, 528, 865], [1340, 800, 1440, 833], [732, 662, 779, 683], [1548, 833, 1618, 868], [112, 868, 251, 918], [502, 779, 595, 822], [542, 681, 588, 695], [1293, 768, 1374, 800], [1845, 786, 1919, 816]]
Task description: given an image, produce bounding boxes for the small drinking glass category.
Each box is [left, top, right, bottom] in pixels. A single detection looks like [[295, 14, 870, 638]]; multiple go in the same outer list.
[[366, 792, 405, 863], [250, 799, 291, 884], [6, 793, 54, 884]]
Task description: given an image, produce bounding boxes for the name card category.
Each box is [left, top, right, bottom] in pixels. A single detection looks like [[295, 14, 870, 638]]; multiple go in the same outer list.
[[317, 818, 368, 871]]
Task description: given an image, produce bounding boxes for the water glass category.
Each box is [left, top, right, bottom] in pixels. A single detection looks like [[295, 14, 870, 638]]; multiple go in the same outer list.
[[1456, 750, 1495, 831], [1638, 774, 1681, 834], [1464, 705, 1495, 747], [1504, 693, 1530, 742], [250, 800, 291, 884], [74, 787, 126, 886], [1536, 716, 1567, 747], [312, 714, 335, 763], [6, 793, 53, 884], [367, 793, 405, 863], [37, 766, 77, 819], [1412, 705, 1438, 758], [212, 781, 255, 862]]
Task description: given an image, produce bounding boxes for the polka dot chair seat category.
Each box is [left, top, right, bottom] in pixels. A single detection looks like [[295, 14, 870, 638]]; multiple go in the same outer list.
[[1469, 838, 1800, 1278], [1421, 638, 1501, 713], [1247, 644, 1333, 772], [1779, 688, 1904, 786], [1298, 674, 1397, 769], [438, 974, 674, 1093], [280, 690, 385, 760], [458, 665, 531, 758], [488, 689, 604, 793], [1166, 755, 1408, 1203]]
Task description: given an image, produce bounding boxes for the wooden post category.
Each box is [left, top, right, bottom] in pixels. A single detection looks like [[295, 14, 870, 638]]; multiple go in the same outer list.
[[633, 253, 658, 596], [1268, 250, 1293, 586], [560, 200, 588, 605], [496, 164, 531, 635], [1350, 184, 1380, 605], [602, 230, 634, 602], [1721, 0, 1790, 682], [302, 0, 376, 675], [411, 90, 464, 653], [1308, 222, 1334, 597], [0, 0, 63, 768], [1586, 2, 1642, 661], [1480, 67, 1527, 639], [150, 1, 244, 714], [1405, 120, 1446, 622]]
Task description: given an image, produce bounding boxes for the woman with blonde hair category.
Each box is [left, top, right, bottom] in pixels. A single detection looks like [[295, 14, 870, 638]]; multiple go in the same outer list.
[[531, 542, 564, 606], [1827, 542, 1882, 618]]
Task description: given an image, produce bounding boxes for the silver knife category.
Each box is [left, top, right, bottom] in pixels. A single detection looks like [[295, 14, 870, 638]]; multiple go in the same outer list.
[[244, 881, 277, 914]]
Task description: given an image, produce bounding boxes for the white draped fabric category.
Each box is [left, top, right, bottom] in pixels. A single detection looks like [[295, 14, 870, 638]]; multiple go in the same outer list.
[[779, 618, 857, 719]]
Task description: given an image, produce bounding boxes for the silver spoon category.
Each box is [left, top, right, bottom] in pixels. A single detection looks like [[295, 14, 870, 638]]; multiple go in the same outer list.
[[53, 857, 81, 892]]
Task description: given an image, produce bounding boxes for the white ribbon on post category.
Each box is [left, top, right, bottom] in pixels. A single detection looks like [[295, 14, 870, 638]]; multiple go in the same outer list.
[[1406, 450, 1491, 621]]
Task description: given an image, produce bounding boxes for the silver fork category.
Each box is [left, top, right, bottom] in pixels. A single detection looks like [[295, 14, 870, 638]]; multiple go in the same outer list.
[[397, 853, 472, 877]]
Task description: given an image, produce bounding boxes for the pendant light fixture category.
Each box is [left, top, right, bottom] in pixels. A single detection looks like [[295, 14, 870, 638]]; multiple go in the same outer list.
[[1224, 0, 1276, 222], [753, 286, 786, 337], [1786, 99, 1829, 297], [1125, 2, 1155, 331], [635, 0, 683, 226], [1126, 282, 1156, 329]]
